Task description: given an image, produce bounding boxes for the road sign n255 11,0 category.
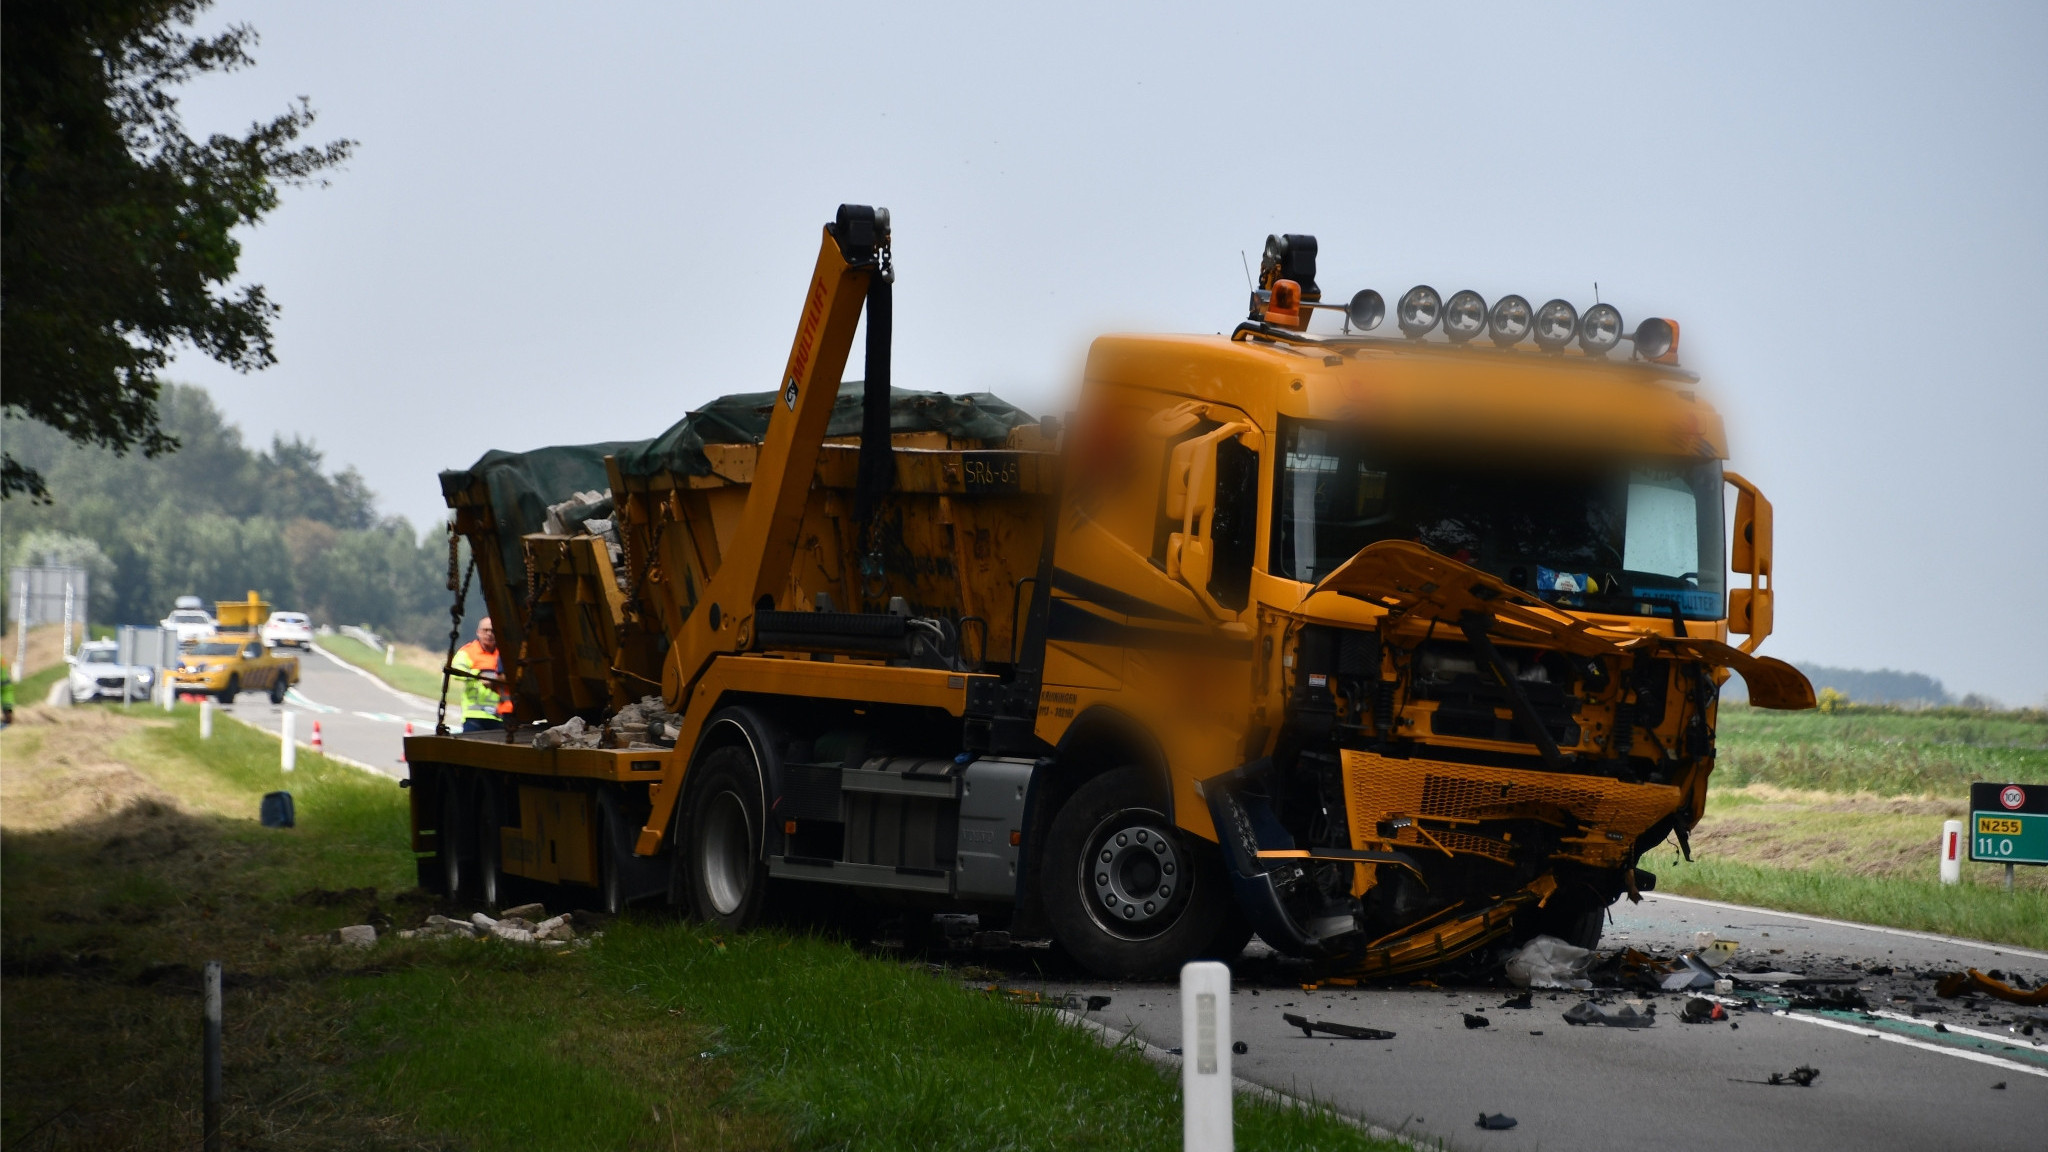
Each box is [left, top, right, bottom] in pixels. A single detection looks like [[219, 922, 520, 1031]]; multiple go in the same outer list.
[[1968, 782, 2048, 866]]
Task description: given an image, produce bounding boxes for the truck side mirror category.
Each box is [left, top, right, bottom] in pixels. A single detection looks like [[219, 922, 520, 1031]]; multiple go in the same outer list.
[[1724, 471, 1773, 651]]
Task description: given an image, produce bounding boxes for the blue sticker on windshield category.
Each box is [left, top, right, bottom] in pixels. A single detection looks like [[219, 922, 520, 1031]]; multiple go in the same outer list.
[[1631, 587, 1721, 618], [1537, 567, 1590, 607]]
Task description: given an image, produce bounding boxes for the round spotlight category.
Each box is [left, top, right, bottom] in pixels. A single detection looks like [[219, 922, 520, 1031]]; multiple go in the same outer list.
[[1346, 288, 1385, 332], [1632, 317, 1676, 361], [1443, 290, 1487, 343], [1488, 295, 1532, 346], [1579, 304, 1623, 355], [1397, 285, 1441, 337], [1534, 298, 1579, 351]]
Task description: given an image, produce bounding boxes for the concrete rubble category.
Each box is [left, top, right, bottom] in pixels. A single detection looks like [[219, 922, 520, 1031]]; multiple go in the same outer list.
[[390, 905, 603, 949], [532, 695, 682, 751]]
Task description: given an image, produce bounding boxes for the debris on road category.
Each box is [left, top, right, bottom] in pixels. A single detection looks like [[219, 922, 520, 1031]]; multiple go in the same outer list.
[[1936, 968, 2048, 1007], [1504, 935, 1595, 989], [1732, 1065, 1820, 1087], [1562, 1000, 1656, 1028], [1474, 1113, 1518, 1130], [1231, 1041, 1248, 1055], [1498, 992, 1533, 1010], [1462, 1013, 1491, 1029], [1679, 997, 1728, 1024], [1282, 1012, 1397, 1040], [1660, 952, 1720, 991]]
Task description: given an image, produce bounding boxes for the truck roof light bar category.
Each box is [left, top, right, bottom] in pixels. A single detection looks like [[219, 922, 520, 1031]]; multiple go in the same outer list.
[[1443, 290, 1487, 343], [1397, 285, 1442, 337]]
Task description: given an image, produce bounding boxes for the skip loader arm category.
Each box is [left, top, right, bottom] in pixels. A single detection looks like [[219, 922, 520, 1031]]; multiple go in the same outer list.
[[659, 205, 885, 707], [635, 205, 887, 854]]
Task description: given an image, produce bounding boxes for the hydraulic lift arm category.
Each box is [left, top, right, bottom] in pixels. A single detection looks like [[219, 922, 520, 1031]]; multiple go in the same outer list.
[[659, 205, 890, 710]]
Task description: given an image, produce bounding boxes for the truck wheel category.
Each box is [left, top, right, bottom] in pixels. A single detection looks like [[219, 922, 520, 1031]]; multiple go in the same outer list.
[[1042, 767, 1232, 979], [439, 776, 474, 900], [268, 673, 288, 705], [680, 744, 768, 931], [476, 783, 508, 911], [216, 674, 240, 705]]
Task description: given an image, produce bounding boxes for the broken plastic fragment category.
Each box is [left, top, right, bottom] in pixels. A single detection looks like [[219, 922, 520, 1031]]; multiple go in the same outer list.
[[1504, 935, 1595, 989], [1282, 1012, 1396, 1040], [1562, 1000, 1656, 1028], [1462, 1013, 1491, 1029], [1475, 1113, 1518, 1130], [1936, 969, 2048, 1007]]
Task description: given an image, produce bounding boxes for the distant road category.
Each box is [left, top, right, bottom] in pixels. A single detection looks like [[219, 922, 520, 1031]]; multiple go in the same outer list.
[[224, 642, 436, 779]]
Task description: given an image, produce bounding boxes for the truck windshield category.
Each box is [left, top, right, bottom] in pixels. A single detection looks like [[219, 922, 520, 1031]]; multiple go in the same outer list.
[[1272, 419, 1726, 620], [189, 643, 240, 656]]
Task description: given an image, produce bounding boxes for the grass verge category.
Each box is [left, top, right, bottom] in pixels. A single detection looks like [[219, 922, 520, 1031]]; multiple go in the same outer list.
[[1654, 852, 2048, 951], [2, 704, 1399, 1151], [315, 633, 446, 700]]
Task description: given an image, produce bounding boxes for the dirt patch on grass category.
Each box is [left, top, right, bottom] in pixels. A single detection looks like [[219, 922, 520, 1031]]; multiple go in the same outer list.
[[0, 706, 183, 833]]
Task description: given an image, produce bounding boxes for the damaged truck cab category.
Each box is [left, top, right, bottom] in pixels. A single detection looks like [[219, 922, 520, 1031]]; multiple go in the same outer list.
[[404, 210, 1812, 980]]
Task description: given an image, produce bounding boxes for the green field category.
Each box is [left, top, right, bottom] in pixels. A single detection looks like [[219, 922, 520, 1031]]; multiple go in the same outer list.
[[1660, 702, 2048, 944], [0, 703, 1395, 1152]]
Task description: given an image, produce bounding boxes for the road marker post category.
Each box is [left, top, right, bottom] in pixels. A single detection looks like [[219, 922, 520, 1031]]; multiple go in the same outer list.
[[202, 960, 222, 1152], [280, 712, 296, 772], [1941, 819, 1963, 885], [200, 699, 214, 739], [1181, 960, 1232, 1152]]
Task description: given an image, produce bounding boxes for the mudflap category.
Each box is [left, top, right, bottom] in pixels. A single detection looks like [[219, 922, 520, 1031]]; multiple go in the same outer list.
[[1201, 760, 1327, 958]]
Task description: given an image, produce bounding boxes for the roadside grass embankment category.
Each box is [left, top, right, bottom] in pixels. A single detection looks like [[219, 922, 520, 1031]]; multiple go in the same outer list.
[[1662, 703, 2048, 948], [1, 701, 1400, 1152], [314, 632, 446, 701]]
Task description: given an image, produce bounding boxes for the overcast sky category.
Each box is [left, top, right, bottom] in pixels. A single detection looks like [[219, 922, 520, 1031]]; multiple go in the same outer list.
[[164, 2, 2046, 704]]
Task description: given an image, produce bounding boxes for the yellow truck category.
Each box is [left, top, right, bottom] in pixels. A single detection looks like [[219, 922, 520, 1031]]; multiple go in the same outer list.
[[172, 592, 299, 705], [406, 208, 1812, 978]]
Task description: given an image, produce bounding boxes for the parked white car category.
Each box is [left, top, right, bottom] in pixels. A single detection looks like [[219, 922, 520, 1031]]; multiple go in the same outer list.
[[67, 640, 156, 703], [161, 606, 216, 645], [260, 611, 313, 649]]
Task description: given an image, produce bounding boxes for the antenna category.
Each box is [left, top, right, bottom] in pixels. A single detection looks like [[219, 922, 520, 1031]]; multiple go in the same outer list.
[[1594, 281, 1600, 305], [1240, 250, 1254, 290]]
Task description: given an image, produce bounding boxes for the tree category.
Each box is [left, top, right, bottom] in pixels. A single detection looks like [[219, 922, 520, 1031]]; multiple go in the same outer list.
[[1, 0, 352, 500]]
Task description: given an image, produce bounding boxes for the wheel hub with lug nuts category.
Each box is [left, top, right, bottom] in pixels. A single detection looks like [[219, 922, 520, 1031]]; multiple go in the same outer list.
[[1090, 819, 1182, 934]]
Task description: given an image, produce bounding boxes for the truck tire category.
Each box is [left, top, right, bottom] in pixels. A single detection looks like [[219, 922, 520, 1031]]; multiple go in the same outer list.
[[1042, 766, 1233, 979], [268, 672, 288, 704], [439, 776, 474, 900], [216, 674, 240, 705], [679, 744, 768, 931]]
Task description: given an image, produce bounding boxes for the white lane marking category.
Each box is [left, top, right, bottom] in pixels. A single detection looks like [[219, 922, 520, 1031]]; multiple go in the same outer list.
[[1862, 1008, 2048, 1050], [1771, 1010, 2048, 1078], [1648, 892, 2048, 961], [283, 689, 341, 713], [351, 711, 410, 724], [306, 641, 440, 711]]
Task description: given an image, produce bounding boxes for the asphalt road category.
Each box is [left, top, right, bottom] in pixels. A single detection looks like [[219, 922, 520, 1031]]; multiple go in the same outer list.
[[219, 642, 435, 780], [1006, 896, 2048, 1152]]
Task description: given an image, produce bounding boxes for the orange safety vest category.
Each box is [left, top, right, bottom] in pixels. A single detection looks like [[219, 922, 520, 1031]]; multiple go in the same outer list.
[[455, 640, 513, 716]]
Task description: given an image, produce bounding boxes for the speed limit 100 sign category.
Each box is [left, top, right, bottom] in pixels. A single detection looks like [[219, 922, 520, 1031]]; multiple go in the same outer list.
[[1968, 782, 2048, 866]]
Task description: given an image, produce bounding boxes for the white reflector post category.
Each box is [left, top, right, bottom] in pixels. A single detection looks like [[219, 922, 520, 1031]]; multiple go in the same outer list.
[[281, 711, 296, 773], [1181, 960, 1232, 1152], [200, 698, 214, 739], [1941, 819, 1963, 885]]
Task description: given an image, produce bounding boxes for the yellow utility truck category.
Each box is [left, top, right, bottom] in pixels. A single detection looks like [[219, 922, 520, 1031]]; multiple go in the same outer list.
[[172, 592, 300, 705], [405, 208, 1812, 977]]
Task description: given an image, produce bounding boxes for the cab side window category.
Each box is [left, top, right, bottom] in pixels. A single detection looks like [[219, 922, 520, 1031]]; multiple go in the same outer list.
[[1207, 437, 1259, 610]]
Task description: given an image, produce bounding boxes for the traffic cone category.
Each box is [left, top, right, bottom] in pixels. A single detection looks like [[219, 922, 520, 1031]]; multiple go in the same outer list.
[[400, 721, 412, 763], [310, 720, 324, 752]]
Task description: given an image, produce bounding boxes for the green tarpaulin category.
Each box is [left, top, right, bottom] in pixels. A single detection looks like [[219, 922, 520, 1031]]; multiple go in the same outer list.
[[440, 382, 1033, 592]]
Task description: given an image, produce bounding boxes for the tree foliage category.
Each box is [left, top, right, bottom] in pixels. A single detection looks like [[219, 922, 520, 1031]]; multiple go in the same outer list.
[[2, 0, 352, 500], [2, 385, 475, 647]]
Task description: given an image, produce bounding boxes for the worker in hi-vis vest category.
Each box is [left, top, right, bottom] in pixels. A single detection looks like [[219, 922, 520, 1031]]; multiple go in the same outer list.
[[451, 617, 511, 732]]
